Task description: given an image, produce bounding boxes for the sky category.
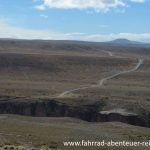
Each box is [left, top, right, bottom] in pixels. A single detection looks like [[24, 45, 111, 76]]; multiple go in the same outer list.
[[0, 0, 150, 42]]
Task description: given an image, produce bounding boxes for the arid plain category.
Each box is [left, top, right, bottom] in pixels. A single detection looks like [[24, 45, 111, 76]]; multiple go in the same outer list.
[[0, 39, 150, 150]]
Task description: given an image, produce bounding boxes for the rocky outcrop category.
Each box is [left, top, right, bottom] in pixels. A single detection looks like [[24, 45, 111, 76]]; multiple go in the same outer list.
[[0, 98, 96, 121], [0, 98, 149, 127], [97, 112, 147, 127]]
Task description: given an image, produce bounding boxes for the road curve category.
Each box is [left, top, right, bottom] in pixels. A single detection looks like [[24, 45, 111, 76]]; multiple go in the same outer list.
[[102, 50, 113, 57], [57, 53, 143, 98], [98, 58, 143, 87]]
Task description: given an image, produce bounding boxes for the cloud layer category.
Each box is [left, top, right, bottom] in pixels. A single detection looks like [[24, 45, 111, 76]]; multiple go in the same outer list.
[[34, 0, 145, 12], [0, 18, 150, 42]]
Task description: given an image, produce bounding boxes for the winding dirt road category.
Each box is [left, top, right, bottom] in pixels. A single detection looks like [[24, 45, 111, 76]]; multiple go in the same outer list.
[[102, 50, 113, 57], [57, 51, 143, 98], [98, 58, 143, 87]]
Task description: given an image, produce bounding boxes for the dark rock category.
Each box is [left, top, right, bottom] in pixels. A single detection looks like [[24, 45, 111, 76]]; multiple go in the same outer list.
[[0, 98, 148, 128]]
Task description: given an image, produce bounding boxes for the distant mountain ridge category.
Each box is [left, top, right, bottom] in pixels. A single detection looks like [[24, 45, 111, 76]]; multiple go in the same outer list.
[[0, 38, 150, 47], [109, 38, 150, 46]]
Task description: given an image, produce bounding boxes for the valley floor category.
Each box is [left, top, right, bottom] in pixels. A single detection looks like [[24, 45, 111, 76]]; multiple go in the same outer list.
[[0, 114, 150, 150]]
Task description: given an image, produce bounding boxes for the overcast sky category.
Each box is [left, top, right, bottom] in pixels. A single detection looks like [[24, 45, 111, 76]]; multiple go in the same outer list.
[[0, 0, 150, 42]]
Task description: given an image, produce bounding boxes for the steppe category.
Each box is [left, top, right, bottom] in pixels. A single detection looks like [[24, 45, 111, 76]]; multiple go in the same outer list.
[[0, 39, 150, 149]]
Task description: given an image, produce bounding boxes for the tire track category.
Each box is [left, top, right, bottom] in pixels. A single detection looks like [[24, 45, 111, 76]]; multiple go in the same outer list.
[[57, 51, 143, 98]]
